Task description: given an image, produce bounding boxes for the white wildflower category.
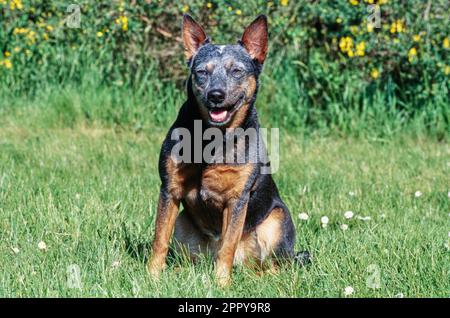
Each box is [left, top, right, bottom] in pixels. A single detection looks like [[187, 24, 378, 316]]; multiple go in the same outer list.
[[320, 216, 329, 228], [344, 286, 354, 296], [37, 241, 47, 251], [298, 212, 309, 221], [111, 260, 121, 269], [344, 211, 354, 219]]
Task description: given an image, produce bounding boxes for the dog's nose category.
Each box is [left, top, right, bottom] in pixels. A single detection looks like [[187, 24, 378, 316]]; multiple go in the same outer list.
[[207, 89, 226, 104]]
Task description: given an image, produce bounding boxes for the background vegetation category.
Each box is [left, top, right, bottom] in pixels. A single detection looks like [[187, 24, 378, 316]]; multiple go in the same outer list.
[[1, 0, 449, 136]]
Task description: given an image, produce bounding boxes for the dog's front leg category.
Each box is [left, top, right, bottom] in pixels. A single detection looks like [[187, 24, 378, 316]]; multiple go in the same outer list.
[[215, 196, 249, 287], [147, 189, 180, 278]]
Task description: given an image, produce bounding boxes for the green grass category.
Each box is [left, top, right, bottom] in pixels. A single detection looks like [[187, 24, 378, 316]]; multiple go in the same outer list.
[[0, 101, 449, 297]]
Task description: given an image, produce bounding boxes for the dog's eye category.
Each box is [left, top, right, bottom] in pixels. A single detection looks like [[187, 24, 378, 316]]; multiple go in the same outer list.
[[231, 68, 244, 78], [195, 70, 208, 77]]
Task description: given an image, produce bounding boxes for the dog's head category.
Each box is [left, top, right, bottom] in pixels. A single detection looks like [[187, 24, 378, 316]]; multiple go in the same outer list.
[[182, 14, 268, 128]]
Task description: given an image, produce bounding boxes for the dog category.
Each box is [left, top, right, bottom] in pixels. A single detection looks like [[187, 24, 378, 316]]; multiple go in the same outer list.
[[148, 14, 309, 286]]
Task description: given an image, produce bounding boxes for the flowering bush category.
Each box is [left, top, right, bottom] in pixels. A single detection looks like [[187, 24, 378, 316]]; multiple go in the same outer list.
[[0, 0, 448, 132]]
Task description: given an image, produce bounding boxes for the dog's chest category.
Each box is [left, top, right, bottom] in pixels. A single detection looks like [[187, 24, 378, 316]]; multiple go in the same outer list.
[[166, 160, 254, 210]]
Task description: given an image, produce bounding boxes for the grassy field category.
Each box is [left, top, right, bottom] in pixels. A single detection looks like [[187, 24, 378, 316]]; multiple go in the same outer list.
[[0, 103, 448, 297]]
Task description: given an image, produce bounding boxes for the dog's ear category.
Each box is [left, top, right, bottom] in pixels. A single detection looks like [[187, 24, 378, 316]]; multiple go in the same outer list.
[[240, 15, 268, 64], [182, 14, 207, 61]]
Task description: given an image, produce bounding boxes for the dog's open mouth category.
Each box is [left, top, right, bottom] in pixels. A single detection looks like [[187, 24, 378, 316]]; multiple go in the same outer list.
[[208, 96, 244, 124]]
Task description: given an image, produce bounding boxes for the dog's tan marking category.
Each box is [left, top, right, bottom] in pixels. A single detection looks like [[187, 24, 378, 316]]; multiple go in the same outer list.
[[206, 62, 215, 73], [229, 76, 257, 128], [166, 159, 199, 200], [255, 207, 284, 260], [215, 200, 248, 287], [201, 163, 254, 204], [147, 195, 180, 277]]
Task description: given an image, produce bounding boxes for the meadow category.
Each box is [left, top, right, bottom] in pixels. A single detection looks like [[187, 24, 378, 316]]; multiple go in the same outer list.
[[0, 90, 449, 297], [0, 0, 449, 297]]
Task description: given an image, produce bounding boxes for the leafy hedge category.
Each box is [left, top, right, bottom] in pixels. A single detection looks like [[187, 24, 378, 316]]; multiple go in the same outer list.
[[0, 0, 449, 133]]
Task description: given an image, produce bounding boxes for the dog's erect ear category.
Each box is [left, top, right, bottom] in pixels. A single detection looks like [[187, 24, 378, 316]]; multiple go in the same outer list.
[[182, 14, 207, 61], [240, 15, 268, 64]]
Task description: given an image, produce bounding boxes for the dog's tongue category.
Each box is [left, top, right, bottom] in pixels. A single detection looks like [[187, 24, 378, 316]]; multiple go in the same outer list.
[[210, 109, 228, 122]]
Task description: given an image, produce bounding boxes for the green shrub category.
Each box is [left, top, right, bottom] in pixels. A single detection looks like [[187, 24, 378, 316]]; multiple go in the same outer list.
[[0, 0, 448, 135]]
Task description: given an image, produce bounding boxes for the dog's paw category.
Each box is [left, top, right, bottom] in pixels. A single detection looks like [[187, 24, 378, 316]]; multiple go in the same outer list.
[[294, 250, 312, 267], [147, 260, 164, 280], [216, 274, 231, 288], [215, 265, 232, 288]]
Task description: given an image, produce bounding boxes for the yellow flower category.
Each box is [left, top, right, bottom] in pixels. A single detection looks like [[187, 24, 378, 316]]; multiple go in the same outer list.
[[0, 59, 12, 69], [390, 20, 404, 34], [355, 41, 365, 56], [206, 2, 212, 8], [336, 17, 343, 24], [339, 36, 354, 53], [444, 65, 450, 75], [115, 15, 128, 31], [370, 68, 379, 79], [10, 0, 23, 10], [350, 25, 359, 35], [396, 20, 404, 33], [4, 51, 10, 57], [281, 0, 289, 6], [390, 22, 396, 33], [46, 25, 54, 32], [97, 31, 103, 37], [367, 23, 374, 33], [413, 35, 421, 42], [122, 16, 128, 31], [444, 37, 450, 49], [364, 0, 374, 4], [379, 0, 388, 4], [236, 9, 242, 15], [25, 31, 36, 45], [347, 50, 354, 57], [349, 0, 359, 5], [408, 47, 417, 63], [43, 33, 49, 41], [13, 27, 28, 35], [182, 5, 189, 13]]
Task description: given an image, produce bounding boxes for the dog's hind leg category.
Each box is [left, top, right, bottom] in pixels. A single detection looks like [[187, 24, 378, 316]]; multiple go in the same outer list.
[[173, 211, 216, 263], [254, 207, 310, 267]]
